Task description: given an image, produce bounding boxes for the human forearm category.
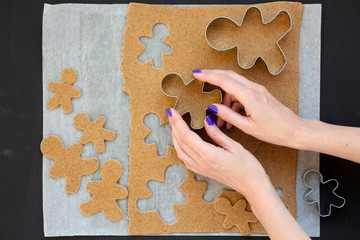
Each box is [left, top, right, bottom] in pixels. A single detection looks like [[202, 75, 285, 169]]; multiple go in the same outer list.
[[292, 119, 360, 163], [243, 177, 310, 240]]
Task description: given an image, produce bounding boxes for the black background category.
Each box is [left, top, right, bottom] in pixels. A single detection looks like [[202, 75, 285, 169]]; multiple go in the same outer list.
[[1, 0, 359, 239]]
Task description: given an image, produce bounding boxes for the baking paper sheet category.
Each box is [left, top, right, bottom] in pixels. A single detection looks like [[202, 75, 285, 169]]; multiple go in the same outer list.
[[42, 3, 321, 237]]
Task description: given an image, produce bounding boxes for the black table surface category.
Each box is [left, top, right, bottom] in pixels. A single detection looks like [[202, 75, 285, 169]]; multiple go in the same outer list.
[[1, 0, 359, 239]]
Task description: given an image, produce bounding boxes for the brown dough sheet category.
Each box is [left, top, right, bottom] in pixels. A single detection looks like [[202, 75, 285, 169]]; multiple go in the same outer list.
[[121, 2, 303, 235]]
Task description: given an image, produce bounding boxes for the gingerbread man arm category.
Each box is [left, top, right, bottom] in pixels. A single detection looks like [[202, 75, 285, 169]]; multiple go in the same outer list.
[[113, 184, 128, 199], [78, 157, 99, 175], [69, 86, 82, 98], [46, 82, 64, 109]]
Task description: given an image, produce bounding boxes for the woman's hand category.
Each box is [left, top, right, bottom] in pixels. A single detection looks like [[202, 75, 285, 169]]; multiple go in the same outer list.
[[166, 107, 271, 200], [194, 69, 306, 149]]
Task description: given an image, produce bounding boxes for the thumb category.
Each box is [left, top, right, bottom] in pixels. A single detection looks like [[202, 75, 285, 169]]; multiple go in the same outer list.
[[208, 104, 252, 133], [204, 115, 237, 151]]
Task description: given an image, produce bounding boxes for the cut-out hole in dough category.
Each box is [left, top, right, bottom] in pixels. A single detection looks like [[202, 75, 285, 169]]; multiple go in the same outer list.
[[275, 187, 283, 196], [137, 163, 186, 224], [144, 113, 173, 156], [205, 7, 292, 75], [137, 23, 172, 68], [195, 174, 233, 203]]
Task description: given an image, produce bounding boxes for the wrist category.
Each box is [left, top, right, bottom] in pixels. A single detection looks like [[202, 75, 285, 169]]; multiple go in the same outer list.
[[288, 118, 318, 150], [236, 170, 275, 205]]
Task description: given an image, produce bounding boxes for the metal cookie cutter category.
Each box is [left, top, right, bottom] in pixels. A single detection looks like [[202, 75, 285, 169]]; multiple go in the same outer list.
[[205, 6, 292, 76], [160, 72, 223, 130], [303, 170, 346, 217]]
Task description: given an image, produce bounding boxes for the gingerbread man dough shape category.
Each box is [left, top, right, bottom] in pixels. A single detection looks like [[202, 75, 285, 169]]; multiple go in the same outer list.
[[214, 197, 258, 235], [46, 67, 82, 113], [80, 159, 128, 221], [73, 113, 116, 153], [40, 135, 99, 193]]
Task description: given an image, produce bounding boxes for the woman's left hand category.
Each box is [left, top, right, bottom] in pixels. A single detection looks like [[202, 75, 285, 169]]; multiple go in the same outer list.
[[166, 108, 270, 200]]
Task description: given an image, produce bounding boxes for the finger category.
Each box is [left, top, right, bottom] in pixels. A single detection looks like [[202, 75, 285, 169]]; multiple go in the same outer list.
[[172, 136, 199, 173], [208, 104, 252, 133], [171, 128, 203, 166], [204, 115, 237, 152], [167, 108, 215, 157], [197, 69, 256, 87], [217, 93, 231, 128], [193, 69, 250, 105], [226, 102, 243, 129]]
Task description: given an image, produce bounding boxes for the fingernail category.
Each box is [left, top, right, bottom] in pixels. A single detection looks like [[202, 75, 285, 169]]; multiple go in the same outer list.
[[208, 104, 218, 114], [165, 108, 172, 117], [224, 122, 227, 130], [206, 115, 214, 126], [192, 69, 202, 74]]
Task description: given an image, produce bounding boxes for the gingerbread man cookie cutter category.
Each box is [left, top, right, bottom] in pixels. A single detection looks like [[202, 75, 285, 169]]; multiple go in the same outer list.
[[80, 159, 128, 221], [160, 72, 222, 129], [303, 170, 346, 217], [205, 6, 292, 75]]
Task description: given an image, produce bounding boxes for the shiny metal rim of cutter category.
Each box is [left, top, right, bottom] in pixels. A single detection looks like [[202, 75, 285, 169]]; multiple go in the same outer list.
[[204, 6, 292, 76], [160, 72, 223, 130], [303, 169, 346, 217]]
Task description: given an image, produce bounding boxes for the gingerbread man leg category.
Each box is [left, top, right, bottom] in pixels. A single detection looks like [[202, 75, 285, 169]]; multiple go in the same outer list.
[[80, 198, 100, 216], [103, 201, 124, 221]]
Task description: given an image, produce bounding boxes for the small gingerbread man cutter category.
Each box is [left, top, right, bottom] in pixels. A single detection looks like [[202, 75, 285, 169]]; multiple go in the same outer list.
[[80, 159, 128, 221], [303, 170, 346, 217], [46, 67, 81, 113], [40, 135, 99, 193], [160, 72, 222, 129], [214, 197, 258, 235], [73, 113, 116, 153]]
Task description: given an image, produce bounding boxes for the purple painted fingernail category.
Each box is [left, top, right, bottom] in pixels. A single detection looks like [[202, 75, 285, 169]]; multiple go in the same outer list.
[[206, 115, 214, 126], [224, 122, 227, 130], [165, 108, 172, 117], [208, 104, 218, 114], [192, 69, 202, 74]]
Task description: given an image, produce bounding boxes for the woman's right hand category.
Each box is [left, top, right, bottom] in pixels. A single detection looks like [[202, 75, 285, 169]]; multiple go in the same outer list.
[[193, 69, 306, 149]]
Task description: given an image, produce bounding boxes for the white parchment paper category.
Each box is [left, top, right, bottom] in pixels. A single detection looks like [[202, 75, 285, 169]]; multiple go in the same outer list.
[[42, 3, 321, 237]]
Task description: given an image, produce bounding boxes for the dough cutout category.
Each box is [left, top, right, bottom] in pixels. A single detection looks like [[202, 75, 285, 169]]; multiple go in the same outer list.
[[144, 113, 173, 157], [194, 174, 233, 203], [137, 23, 172, 68], [205, 7, 292, 75], [161, 73, 222, 129], [40, 135, 98, 193], [73, 113, 116, 153], [137, 163, 186, 224], [46, 67, 81, 113], [80, 159, 128, 221], [214, 197, 258, 235]]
